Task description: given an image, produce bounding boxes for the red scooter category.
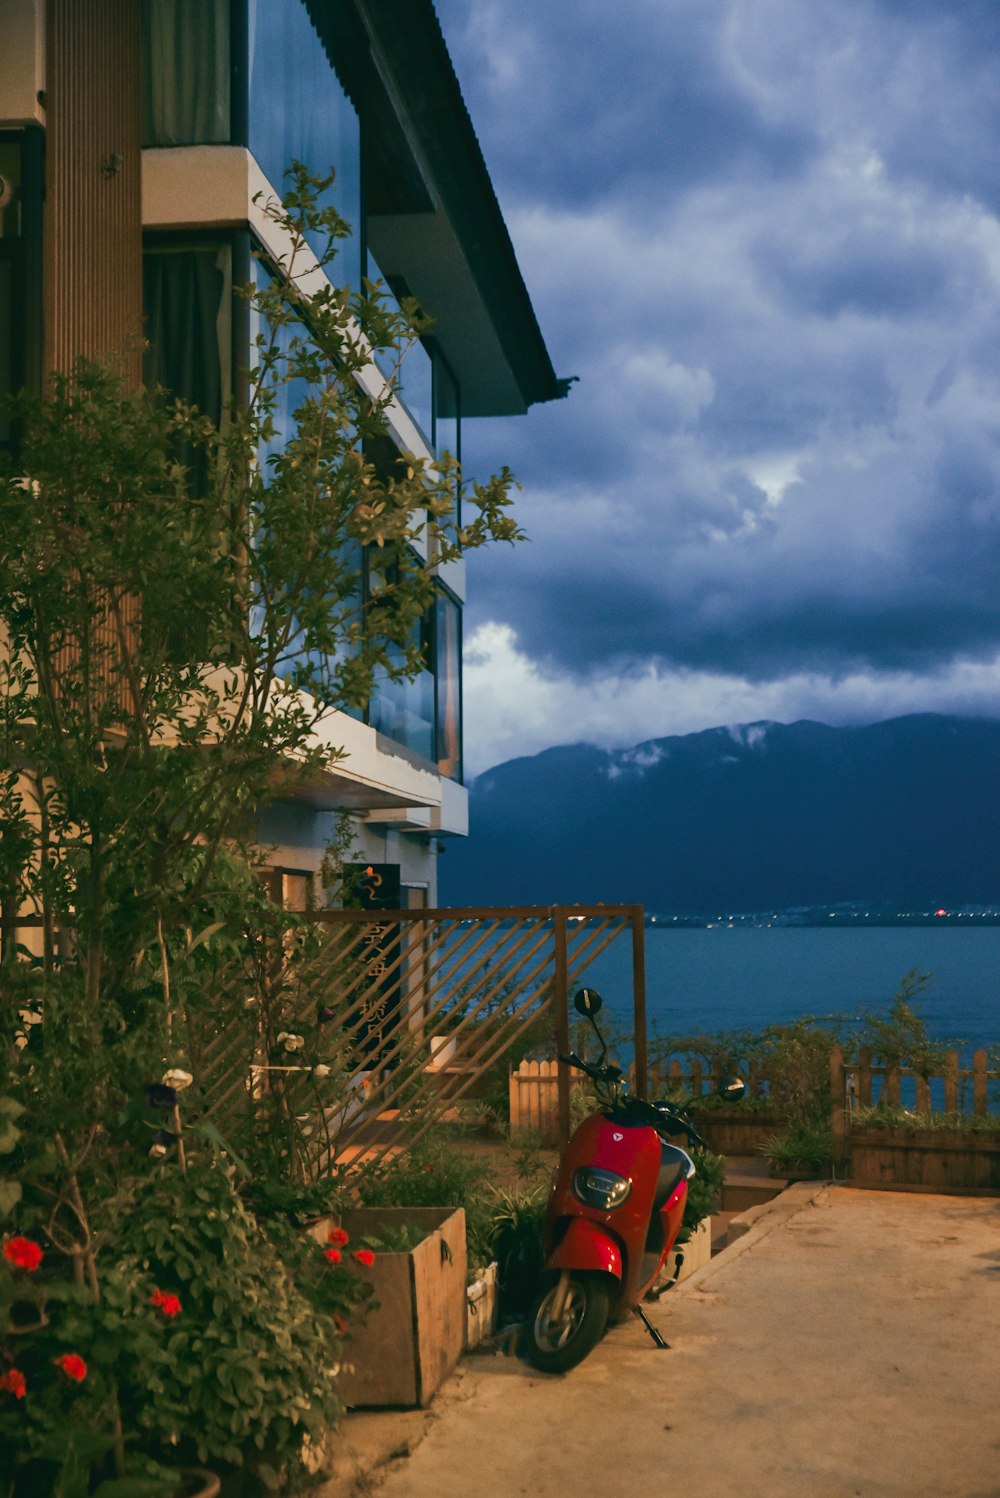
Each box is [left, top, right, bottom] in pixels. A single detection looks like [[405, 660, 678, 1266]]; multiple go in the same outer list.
[[527, 987, 745, 1373]]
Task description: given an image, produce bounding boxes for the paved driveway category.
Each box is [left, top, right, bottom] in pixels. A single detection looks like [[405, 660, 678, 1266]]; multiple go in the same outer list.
[[365, 1187, 1000, 1498]]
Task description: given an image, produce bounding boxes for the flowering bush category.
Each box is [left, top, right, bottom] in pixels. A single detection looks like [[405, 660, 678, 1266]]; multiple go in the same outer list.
[[55, 1353, 88, 1383], [109, 1165, 373, 1478], [3, 1236, 43, 1272], [0, 1226, 151, 1491], [0, 173, 490, 1485], [150, 1288, 183, 1319]]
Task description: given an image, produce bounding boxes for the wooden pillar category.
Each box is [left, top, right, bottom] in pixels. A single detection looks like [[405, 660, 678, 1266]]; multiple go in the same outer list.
[[553, 906, 570, 1147], [45, 0, 142, 384], [972, 1050, 988, 1116], [830, 1043, 847, 1170], [630, 904, 648, 1098]]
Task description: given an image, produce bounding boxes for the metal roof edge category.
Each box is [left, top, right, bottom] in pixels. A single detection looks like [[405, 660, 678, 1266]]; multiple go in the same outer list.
[[352, 0, 570, 409]]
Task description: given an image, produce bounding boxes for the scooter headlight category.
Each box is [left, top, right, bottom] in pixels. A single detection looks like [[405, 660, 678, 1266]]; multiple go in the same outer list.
[[572, 1167, 632, 1210]]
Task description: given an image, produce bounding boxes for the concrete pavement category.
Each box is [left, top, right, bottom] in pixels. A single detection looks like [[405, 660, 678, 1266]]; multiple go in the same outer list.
[[324, 1185, 1000, 1498]]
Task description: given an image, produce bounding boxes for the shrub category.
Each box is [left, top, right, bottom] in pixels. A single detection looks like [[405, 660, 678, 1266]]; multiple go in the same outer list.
[[679, 1146, 725, 1241], [759, 1118, 833, 1172], [857, 970, 951, 1077]]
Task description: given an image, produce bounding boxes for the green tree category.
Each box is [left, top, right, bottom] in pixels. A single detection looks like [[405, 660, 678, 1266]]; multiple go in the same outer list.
[[0, 165, 519, 1016], [0, 167, 521, 1487]]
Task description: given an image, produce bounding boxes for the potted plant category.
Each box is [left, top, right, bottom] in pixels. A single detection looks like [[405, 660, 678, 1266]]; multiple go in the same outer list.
[[307, 1207, 467, 1407]]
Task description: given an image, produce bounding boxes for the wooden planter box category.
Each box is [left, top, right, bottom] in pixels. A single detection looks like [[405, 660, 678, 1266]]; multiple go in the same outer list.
[[310, 1206, 467, 1408], [676, 1217, 712, 1280], [849, 1128, 1000, 1193], [693, 1110, 784, 1156]]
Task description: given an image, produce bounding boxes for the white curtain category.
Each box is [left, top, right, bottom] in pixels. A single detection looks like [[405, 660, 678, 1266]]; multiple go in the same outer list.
[[142, 0, 231, 146]]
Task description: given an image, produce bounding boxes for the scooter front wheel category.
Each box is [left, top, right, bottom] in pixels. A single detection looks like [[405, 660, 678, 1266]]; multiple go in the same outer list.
[[527, 1271, 610, 1373]]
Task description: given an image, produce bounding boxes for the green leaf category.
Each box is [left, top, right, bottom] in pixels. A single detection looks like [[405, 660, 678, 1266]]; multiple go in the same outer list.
[[0, 1180, 22, 1216], [183, 920, 227, 955]]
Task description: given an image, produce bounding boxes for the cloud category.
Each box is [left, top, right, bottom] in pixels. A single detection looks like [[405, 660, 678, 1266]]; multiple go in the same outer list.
[[436, 0, 1000, 755], [463, 622, 1000, 775]]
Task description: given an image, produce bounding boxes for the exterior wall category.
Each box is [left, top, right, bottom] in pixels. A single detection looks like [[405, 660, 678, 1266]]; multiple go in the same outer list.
[[0, 0, 45, 125], [256, 802, 438, 905], [2, 0, 532, 916], [141, 145, 458, 578], [45, 0, 142, 382]]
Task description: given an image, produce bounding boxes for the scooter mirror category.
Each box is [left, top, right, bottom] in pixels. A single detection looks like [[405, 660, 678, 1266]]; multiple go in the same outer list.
[[573, 987, 603, 1017], [718, 1074, 747, 1102]]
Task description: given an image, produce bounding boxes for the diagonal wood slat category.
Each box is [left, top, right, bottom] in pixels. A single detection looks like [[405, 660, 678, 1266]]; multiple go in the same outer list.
[[184, 904, 646, 1181]]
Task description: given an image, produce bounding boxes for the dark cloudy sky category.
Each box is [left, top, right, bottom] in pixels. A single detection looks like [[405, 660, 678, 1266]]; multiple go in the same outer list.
[[435, 0, 1000, 774]]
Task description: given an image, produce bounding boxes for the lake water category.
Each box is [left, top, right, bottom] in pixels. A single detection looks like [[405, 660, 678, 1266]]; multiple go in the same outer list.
[[581, 925, 1000, 1050]]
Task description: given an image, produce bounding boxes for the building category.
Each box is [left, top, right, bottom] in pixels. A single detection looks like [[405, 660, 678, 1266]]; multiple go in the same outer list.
[[0, 0, 566, 919]]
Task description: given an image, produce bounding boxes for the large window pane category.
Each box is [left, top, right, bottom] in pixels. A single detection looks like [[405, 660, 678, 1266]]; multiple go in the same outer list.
[[248, 252, 365, 713], [141, 0, 231, 146], [367, 549, 435, 758], [370, 658, 436, 762], [399, 341, 434, 451], [0, 258, 13, 450], [0, 135, 35, 457], [435, 589, 462, 781], [366, 251, 433, 446], [433, 353, 460, 464], [248, 255, 311, 465], [143, 243, 232, 426], [248, 0, 362, 288], [143, 241, 233, 494]]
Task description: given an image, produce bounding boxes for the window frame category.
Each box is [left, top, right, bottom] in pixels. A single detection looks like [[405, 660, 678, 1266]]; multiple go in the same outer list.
[[142, 227, 248, 426], [0, 126, 43, 460]]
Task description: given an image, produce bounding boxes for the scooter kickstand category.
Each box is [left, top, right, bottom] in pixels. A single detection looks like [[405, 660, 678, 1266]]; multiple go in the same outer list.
[[633, 1303, 671, 1349]]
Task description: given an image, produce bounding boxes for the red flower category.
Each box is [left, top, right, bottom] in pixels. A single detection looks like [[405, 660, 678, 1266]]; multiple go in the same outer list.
[[3, 1237, 42, 1272], [55, 1353, 87, 1383], [351, 1248, 376, 1269], [150, 1289, 182, 1318], [0, 1368, 26, 1400], [326, 1226, 349, 1248], [324, 1248, 342, 1265], [334, 1313, 349, 1335]]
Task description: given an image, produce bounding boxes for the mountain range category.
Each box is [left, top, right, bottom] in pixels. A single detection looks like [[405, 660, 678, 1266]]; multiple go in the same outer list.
[[441, 714, 1000, 914]]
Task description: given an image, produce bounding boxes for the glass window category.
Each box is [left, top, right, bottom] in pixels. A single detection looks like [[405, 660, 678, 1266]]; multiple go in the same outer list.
[[141, 0, 231, 146], [0, 135, 35, 457], [248, 254, 311, 465], [434, 588, 462, 781], [0, 257, 14, 452], [398, 340, 434, 451], [367, 573, 463, 776], [248, 0, 362, 288], [248, 251, 365, 713], [0, 142, 21, 241], [143, 241, 233, 427], [369, 663, 436, 761], [367, 251, 435, 446], [143, 239, 233, 494], [433, 352, 460, 465], [367, 551, 435, 759]]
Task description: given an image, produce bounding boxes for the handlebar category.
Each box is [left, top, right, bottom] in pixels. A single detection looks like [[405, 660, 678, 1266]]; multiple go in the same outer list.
[[558, 1052, 707, 1148], [558, 1050, 622, 1084]]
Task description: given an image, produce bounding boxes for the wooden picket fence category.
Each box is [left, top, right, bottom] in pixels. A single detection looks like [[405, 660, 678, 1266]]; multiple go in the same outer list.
[[512, 1048, 1000, 1173], [835, 1045, 996, 1115], [509, 1059, 562, 1144], [508, 1057, 735, 1145], [831, 1044, 1000, 1173]]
